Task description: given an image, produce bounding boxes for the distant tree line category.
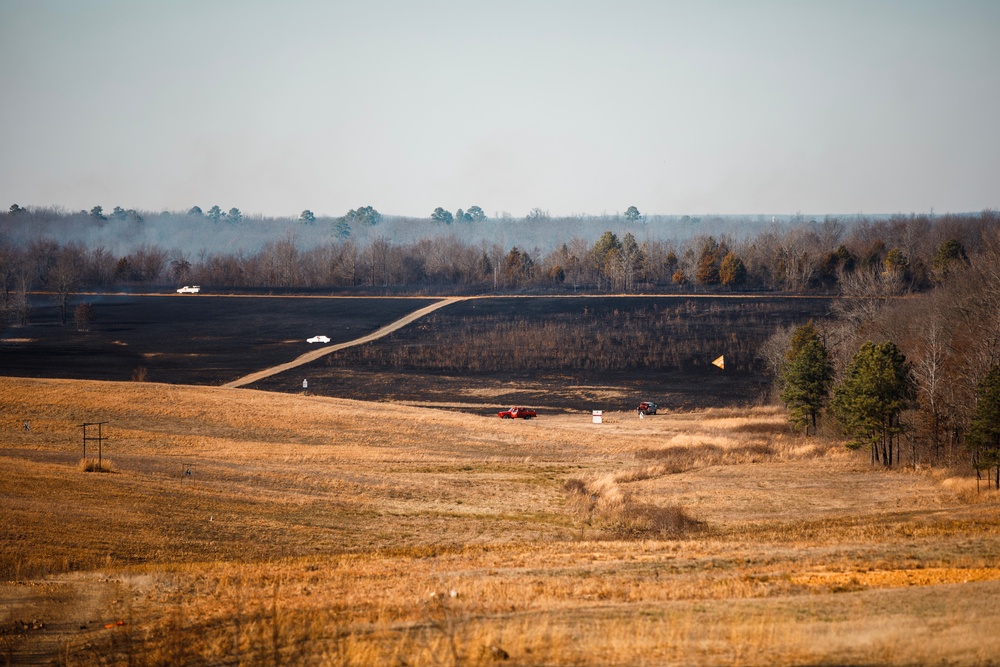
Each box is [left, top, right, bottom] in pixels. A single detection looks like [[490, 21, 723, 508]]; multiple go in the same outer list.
[[2, 207, 995, 301]]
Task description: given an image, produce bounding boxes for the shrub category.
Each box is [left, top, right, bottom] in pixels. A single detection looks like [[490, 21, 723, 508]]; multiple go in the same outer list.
[[563, 477, 700, 538], [78, 458, 114, 473], [74, 302, 95, 331]]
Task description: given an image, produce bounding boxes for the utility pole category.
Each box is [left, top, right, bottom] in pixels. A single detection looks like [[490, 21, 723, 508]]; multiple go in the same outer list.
[[81, 421, 109, 469]]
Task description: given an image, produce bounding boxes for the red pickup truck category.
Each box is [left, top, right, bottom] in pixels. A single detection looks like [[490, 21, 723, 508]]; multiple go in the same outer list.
[[498, 406, 537, 419], [637, 401, 658, 416]]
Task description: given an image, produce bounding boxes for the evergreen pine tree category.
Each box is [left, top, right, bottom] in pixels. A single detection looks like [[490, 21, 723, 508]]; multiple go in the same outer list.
[[719, 252, 747, 288], [967, 365, 1000, 490], [831, 341, 915, 467], [780, 326, 833, 435], [696, 237, 721, 285]]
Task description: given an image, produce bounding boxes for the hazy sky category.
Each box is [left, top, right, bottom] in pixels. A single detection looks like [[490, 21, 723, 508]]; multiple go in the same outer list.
[[1, 0, 997, 219]]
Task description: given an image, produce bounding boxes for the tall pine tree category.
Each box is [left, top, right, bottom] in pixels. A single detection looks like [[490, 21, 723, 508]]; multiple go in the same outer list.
[[831, 341, 915, 467], [967, 365, 1000, 490], [780, 324, 833, 435]]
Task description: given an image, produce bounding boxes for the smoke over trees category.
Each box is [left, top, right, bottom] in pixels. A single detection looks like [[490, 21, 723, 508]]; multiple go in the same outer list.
[[2, 207, 996, 296]]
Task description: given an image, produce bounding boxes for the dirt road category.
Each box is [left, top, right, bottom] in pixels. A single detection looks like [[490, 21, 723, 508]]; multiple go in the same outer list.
[[222, 297, 465, 388]]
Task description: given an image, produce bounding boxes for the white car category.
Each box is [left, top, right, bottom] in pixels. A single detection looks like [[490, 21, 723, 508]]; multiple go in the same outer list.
[[176, 285, 201, 294], [307, 335, 331, 344]]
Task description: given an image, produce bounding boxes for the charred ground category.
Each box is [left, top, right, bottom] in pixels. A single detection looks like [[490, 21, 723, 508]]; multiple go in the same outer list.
[[2, 294, 832, 411], [292, 295, 832, 412], [0, 295, 436, 385]]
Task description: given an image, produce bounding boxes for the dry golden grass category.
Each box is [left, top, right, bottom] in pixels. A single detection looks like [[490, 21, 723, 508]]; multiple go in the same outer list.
[[2, 376, 1000, 665]]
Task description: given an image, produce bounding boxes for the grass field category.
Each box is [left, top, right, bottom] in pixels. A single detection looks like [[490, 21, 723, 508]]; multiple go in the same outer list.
[[2, 375, 999, 665]]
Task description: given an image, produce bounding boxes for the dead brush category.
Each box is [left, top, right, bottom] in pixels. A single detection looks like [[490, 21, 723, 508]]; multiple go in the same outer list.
[[728, 421, 791, 435], [954, 485, 1000, 505], [78, 458, 115, 473], [635, 443, 775, 471], [564, 475, 700, 538], [612, 465, 669, 483]]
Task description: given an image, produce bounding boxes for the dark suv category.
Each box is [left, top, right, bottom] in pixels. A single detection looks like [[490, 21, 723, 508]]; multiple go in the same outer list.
[[637, 401, 658, 416]]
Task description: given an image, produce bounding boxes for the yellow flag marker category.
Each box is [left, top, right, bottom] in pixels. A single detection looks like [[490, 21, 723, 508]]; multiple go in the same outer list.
[[712, 355, 725, 370]]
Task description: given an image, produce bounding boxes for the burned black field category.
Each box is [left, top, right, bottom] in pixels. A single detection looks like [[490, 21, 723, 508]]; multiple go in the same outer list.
[[2, 294, 833, 412], [0, 295, 436, 385], [247, 296, 835, 412]]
